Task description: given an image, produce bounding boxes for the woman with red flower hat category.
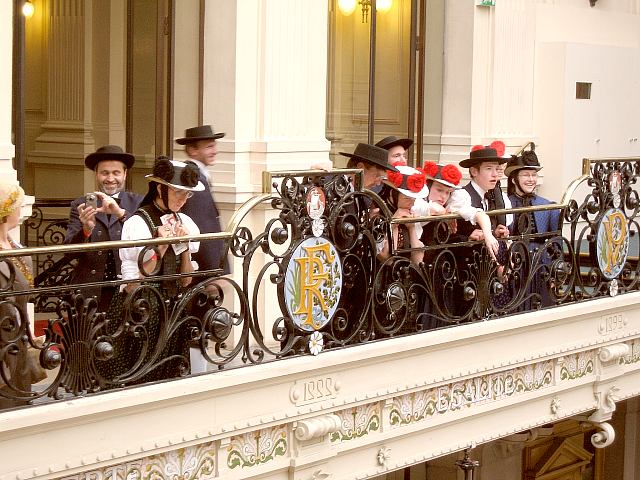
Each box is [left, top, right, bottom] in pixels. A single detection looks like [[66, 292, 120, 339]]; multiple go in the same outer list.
[[377, 163, 429, 266]]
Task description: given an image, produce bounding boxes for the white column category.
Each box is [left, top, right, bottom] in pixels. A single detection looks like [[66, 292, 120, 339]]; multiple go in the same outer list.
[[203, 0, 331, 205], [0, 2, 15, 167], [199, 0, 331, 344], [439, 1, 537, 161]]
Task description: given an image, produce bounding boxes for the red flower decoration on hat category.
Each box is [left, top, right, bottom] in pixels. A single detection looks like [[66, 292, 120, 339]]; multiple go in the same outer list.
[[387, 171, 403, 187], [441, 164, 462, 186], [471, 145, 484, 152], [391, 159, 407, 167], [422, 161, 439, 178], [489, 140, 506, 156], [407, 172, 426, 192]]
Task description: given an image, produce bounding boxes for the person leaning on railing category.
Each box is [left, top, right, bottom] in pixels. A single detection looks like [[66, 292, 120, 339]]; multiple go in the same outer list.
[[376, 162, 428, 266], [99, 157, 201, 384], [0, 182, 46, 407]]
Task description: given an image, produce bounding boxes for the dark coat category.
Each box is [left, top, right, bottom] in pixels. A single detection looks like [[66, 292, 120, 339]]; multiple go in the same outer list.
[[64, 191, 143, 308], [508, 194, 561, 235], [180, 164, 229, 274]]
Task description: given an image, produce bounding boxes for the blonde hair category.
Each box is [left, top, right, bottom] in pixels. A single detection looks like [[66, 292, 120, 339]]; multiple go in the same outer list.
[[0, 183, 25, 220]]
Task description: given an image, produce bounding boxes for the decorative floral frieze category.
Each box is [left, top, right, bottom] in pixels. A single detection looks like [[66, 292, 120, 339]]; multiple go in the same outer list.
[[227, 425, 288, 469], [619, 339, 640, 365], [560, 351, 595, 380], [330, 403, 380, 442], [389, 361, 554, 427], [59, 442, 216, 480]]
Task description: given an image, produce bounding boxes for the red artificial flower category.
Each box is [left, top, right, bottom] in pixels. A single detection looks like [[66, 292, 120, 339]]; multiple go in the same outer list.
[[490, 140, 506, 156], [471, 145, 484, 152], [406, 173, 426, 192], [391, 159, 407, 167], [387, 171, 403, 187], [422, 161, 439, 178], [441, 164, 462, 186]]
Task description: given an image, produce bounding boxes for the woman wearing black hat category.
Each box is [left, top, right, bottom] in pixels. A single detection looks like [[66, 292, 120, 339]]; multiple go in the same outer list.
[[102, 157, 202, 383], [506, 144, 561, 310]]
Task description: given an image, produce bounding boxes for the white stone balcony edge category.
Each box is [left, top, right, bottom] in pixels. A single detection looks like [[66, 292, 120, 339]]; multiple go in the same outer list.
[[1, 292, 639, 480]]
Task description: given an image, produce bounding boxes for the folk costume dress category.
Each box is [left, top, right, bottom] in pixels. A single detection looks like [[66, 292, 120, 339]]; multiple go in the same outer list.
[[98, 203, 200, 385]]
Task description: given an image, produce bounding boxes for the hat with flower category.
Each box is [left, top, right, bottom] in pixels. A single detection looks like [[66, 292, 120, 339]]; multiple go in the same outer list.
[[0, 183, 25, 219], [385, 163, 429, 199], [459, 140, 510, 168], [422, 161, 463, 189]]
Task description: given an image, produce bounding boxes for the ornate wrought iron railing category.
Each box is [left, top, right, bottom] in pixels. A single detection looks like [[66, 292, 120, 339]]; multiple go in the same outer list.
[[0, 158, 636, 408]]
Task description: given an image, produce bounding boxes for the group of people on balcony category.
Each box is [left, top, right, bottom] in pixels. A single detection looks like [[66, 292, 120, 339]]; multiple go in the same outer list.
[[0, 128, 562, 396], [339, 136, 561, 320]]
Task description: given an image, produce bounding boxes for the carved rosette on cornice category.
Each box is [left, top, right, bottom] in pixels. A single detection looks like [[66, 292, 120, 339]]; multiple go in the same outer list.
[[295, 414, 342, 441]]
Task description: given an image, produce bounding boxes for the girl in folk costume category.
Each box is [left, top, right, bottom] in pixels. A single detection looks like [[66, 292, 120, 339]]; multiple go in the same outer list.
[[101, 158, 202, 384], [0, 183, 46, 407], [506, 143, 561, 309], [377, 163, 430, 265], [412, 162, 499, 260]]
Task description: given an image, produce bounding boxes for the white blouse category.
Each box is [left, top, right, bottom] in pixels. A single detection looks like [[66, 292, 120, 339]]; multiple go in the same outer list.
[[119, 212, 200, 281], [412, 189, 480, 225]]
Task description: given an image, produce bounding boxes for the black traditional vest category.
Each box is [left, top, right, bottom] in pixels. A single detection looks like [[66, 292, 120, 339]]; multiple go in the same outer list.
[[135, 204, 182, 296]]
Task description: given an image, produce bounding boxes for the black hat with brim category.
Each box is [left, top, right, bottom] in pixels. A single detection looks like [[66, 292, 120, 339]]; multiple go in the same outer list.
[[339, 143, 399, 172], [85, 145, 135, 170], [504, 147, 543, 177], [459, 146, 510, 168], [375, 135, 413, 151], [175, 125, 225, 145], [145, 159, 206, 192]]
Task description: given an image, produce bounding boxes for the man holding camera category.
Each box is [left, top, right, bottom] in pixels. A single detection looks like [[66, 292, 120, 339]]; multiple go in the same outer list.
[[65, 145, 143, 310]]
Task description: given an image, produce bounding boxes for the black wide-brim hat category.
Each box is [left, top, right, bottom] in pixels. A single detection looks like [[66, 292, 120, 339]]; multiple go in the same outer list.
[[145, 158, 205, 192], [339, 143, 399, 172], [459, 146, 510, 168], [375, 135, 413, 151], [175, 125, 225, 145], [504, 143, 542, 177], [85, 145, 135, 170]]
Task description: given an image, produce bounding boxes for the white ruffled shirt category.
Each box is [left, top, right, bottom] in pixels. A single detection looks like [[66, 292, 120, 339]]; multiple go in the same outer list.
[[119, 212, 200, 282]]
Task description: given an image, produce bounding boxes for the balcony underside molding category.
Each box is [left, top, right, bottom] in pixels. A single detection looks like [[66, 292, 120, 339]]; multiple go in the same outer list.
[[1, 293, 639, 480]]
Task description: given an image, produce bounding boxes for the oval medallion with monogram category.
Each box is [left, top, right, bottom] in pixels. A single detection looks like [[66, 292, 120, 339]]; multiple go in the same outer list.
[[282, 237, 342, 331], [595, 208, 629, 280]]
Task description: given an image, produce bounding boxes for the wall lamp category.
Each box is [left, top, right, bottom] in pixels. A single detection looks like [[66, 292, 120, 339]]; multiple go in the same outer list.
[[22, 0, 35, 18], [338, 0, 392, 23]]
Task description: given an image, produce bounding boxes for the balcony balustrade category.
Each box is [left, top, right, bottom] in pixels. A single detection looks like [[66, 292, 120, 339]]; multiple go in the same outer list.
[[0, 158, 639, 480]]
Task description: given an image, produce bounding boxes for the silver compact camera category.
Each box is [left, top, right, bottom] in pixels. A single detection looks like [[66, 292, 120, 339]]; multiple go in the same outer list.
[[84, 192, 98, 209]]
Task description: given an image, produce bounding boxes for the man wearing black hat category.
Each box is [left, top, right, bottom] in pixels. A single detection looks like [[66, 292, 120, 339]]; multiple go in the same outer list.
[[176, 125, 228, 274], [457, 141, 513, 241], [64, 145, 144, 310], [340, 142, 399, 190], [375, 135, 413, 166]]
